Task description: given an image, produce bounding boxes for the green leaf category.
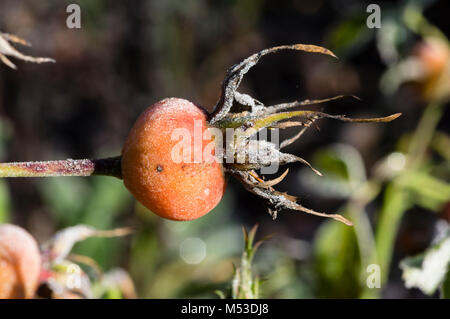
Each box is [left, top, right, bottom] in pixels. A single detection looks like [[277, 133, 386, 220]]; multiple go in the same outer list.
[[300, 144, 367, 199], [397, 171, 450, 211], [442, 271, 450, 299], [40, 177, 88, 225], [313, 218, 361, 298], [0, 181, 10, 223], [374, 182, 410, 286], [400, 230, 450, 295], [326, 14, 373, 56], [74, 177, 131, 269]]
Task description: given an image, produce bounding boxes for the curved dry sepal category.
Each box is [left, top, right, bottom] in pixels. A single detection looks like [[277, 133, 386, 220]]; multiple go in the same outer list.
[[276, 110, 400, 149], [233, 92, 265, 113], [253, 169, 289, 188], [263, 95, 360, 115], [331, 112, 402, 123], [230, 169, 353, 226], [0, 32, 55, 69], [227, 139, 322, 176], [209, 44, 337, 124], [217, 109, 401, 139], [280, 116, 319, 149], [228, 94, 361, 122], [250, 110, 402, 135], [277, 111, 401, 148], [41, 225, 133, 263], [221, 109, 400, 225]]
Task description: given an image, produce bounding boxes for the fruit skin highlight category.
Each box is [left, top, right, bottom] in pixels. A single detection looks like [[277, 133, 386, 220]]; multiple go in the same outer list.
[[0, 224, 41, 299], [121, 98, 226, 221]]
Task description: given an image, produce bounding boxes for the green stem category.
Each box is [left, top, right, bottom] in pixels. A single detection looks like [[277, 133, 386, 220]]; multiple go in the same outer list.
[[363, 103, 443, 297], [0, 156, 122, 179], [407, 103, 443, 168]]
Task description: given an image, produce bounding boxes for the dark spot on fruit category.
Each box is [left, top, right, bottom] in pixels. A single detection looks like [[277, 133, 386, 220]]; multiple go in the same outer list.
[[156, 165, 163, 173]]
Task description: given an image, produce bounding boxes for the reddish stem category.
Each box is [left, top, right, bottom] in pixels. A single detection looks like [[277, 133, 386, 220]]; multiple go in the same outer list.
[[0, 156, 122, 179]]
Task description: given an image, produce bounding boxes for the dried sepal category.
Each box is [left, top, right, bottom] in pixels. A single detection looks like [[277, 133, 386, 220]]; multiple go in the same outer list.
[[209, 44, 337, 124], [280, 117, 319, 149], [229, 110, 401, 136], [210, 43, 401, 226], [233, 92, 265, 113], [0, 32, 55, 69], [221, 111, 400, 178], [228, 139, 321, 176], [230, 169, 353, 225], [222, 111, 399, 177], [41, 225, 133, 263], [270, 121, 305, 129], [263, 95, 360, 115], [253, 168, 289, 188]]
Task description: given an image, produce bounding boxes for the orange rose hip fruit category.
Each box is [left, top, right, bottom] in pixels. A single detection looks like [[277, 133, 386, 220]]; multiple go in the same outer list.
[[0, 224, 41, 299], [121, 98, 226, 221]]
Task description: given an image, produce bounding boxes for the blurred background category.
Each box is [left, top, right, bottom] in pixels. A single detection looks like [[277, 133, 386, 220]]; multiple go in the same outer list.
[[0, 0, 449, 298]]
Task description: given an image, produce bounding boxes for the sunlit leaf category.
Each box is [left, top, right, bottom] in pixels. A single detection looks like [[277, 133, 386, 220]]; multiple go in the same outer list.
[[400, 230, 450, 295]]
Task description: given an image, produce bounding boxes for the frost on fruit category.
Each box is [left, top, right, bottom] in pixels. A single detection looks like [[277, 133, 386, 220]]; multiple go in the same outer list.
[[210, 44, 401, 226], [0, 32, 55, 69]]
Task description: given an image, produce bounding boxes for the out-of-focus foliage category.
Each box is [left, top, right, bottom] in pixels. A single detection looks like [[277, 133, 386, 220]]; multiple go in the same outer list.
[[0, 223, 135, 299], [40, 177, 131, 269], [216, 225, 268, 299], [129, 190, 243, 298], [401, 230, 450, 295], [310, 0, 450, 299], [0, 118, 11, 223]]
